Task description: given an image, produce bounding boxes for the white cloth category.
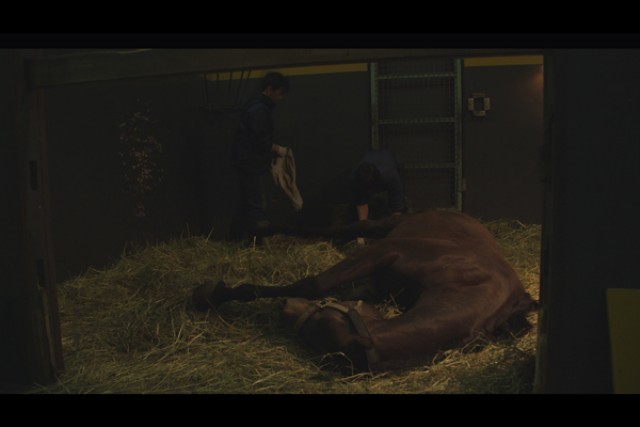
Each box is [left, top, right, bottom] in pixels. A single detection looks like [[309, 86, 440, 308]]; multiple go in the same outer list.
[[271, 147, 303, 211]]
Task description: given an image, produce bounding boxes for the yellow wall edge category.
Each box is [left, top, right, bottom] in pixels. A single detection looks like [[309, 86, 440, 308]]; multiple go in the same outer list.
[[607, 288, 640, 394], [206, 63, 368, 81], [464, 55, 544, 67], [207, 56, 544, 80]]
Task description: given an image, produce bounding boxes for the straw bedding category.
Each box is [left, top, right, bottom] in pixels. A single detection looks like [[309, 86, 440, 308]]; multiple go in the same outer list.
[[33, 219, 540, 394]]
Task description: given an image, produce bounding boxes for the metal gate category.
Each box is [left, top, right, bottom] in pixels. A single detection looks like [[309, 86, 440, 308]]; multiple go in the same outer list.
[[370, 57, 462, 210]]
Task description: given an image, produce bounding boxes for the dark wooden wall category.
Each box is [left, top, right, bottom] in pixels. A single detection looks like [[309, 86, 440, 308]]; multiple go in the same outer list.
[[1, 50, 62, 387], [0, 50, 31, 387], [536, 49, 640, 393], [41, 57, 551, 282], [43, 68, 372, 281], [462, 59, 544, 223], [45, 74, 203, 279], [39, 59, 548, 281]]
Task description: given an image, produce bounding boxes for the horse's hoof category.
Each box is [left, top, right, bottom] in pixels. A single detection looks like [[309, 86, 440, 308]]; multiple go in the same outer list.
[[192, 280, 226, 311]]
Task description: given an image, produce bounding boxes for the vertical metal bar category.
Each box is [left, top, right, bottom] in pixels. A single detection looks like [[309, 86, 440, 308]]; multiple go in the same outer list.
[[26, 89, 50, 383], [227, 71, 233, 106], [534, 52, 553, 394], [370, 62, 379, 150], [453, 58, 463, 210], [241, 69, 252, 105], [24, 87, 64, 384], [236, 70, 245, 107], [35, 89, 63, 373], [215, 72, 220, 105], [203, 73, 210, 106]]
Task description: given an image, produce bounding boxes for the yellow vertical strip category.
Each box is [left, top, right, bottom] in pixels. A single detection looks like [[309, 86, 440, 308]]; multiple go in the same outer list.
[[607, 288, 640, 393]]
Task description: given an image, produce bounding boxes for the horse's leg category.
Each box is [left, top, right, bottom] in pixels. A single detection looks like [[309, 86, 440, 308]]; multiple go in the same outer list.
[[192, 246, 400, 310]]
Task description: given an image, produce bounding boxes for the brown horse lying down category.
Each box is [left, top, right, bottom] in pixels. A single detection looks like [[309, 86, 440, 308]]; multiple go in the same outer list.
[[192, 209, 537, 371]]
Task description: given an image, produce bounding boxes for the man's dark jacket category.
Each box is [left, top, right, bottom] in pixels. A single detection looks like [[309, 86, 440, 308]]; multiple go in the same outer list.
[[230, 94, 275, 175], [353, 149, 406, 212]]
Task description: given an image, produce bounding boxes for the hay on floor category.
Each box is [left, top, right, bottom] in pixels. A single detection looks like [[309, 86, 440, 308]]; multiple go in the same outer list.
[[32, 220, 541, 394]]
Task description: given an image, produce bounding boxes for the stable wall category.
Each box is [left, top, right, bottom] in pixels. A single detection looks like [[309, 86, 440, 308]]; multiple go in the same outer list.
[[0, 50, 31, 386], [44, 65, 371, 281], [45, 74, 203, 280], [462, 56, 544, 224], [43, 57, 545, 282]]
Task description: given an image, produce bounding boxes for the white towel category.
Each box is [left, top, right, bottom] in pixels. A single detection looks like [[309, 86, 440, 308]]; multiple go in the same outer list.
[[271, 147, 303, 211]]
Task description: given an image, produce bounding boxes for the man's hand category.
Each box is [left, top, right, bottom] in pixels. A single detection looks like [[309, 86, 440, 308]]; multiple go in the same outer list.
[[356, 204, 369, 221], [272, 144, 288, 157], [356, 237, 366, 246]]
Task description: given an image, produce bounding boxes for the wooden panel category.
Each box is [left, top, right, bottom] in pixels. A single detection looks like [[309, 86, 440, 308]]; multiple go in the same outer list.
[[403, 169, 455, 209], [0, 50, 31, 385], [0, 51, 62, 386], [462, 63, 544, 223]]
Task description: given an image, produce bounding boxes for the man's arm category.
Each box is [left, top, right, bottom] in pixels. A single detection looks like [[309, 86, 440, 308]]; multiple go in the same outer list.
[[247, 104, 274, 154], [356, 203, 369, 221], [272, 144, 287, 156], [247, 105, 287, 156], [355, 204, 368, 245]]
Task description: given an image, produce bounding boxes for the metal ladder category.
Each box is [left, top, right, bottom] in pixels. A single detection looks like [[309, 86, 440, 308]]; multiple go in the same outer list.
[[370, 58, 462, 210]]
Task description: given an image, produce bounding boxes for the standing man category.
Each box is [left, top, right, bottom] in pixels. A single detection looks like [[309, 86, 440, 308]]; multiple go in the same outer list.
[[230, 71, 290, 242]]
